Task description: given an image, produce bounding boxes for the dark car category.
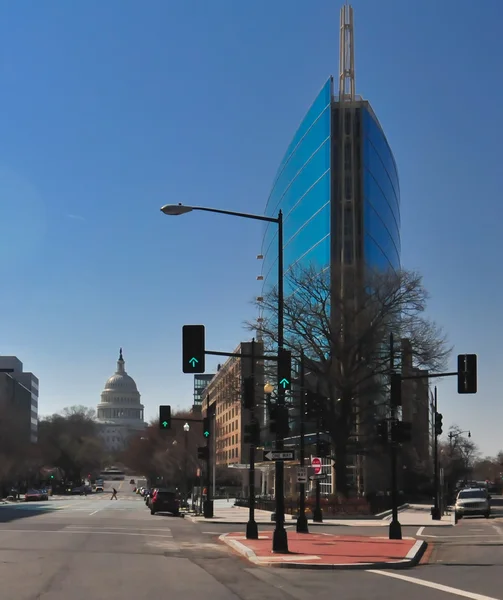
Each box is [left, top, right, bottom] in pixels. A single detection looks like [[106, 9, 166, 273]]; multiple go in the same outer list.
[[150, 489, 180, 516]]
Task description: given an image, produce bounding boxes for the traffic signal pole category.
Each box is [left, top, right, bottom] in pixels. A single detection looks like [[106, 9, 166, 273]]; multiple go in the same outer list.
[[389, 333, 402, 540], [296, 352, 309, 534], [203, 413, 213, 518], [246, 339, 258, 540], [432, 386, 441, 520]]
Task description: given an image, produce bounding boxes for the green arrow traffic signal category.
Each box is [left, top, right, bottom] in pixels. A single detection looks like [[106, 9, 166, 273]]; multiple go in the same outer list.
[[189, 357, 198, 368], [162, 421, 168, 428], [203, 430, 209, 437], [280, 378, 289, 388]]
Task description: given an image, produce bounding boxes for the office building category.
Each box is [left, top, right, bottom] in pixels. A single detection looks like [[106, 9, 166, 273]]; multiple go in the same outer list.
[[0, 356, 38, 443], [258, 5, 401, 495], [193, 374, 215, 413], [201, 341, 264, 466]]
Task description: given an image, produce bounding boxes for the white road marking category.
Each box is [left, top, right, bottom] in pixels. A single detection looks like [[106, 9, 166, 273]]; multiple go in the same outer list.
[[66, 526, 172, 532], [367, 570, 500, 600], [89, 510, 101, 516], [416, 526, 425, 536], [0, 529, 173, 538], [420, 534, 501, 539], [201, 531, 221, 534]]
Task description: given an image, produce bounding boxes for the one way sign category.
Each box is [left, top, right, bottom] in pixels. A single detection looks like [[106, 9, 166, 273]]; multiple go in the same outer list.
[[262, 450, 295, 462]]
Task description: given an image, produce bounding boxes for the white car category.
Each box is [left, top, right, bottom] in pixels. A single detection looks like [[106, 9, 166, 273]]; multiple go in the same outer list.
[[455, 487, 490, 519]]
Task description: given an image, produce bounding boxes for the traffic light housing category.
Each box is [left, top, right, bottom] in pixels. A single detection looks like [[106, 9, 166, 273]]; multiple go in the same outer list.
[[182, 325, 206, 374], [269, 404, 290, 436], [390, 373, 402, 407], [391, 420, 413, 444], [305, 390, 323, 420], [435, 412, 443, 436], [203, 417, 210, 439], [159, 405, 171, 430], [244, 419, 260, 445], [197, 446, 209, 460], [243, 376, 255, 410], [317, 439, 331, 458], [376, 419, 388, 444], [277, 349, 291, 392], [458, 354, 477, 394]]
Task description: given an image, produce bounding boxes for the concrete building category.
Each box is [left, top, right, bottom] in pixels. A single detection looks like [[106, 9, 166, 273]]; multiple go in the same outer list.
[[201, 341, 264, 467], [96, 349, 146, 452], [0, 356, 38, 443]]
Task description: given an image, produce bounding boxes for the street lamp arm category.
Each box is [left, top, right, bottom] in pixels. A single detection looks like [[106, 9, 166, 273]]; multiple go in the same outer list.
[[161, 203, 279, 224]]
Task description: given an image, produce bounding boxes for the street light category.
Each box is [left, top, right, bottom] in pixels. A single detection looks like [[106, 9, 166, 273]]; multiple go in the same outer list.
[[161, 203, 288, 553], [264, 382, 274, 394]]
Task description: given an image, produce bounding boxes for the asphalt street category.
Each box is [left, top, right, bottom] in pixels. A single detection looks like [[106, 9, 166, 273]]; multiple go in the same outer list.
[[1, 482, 502, 600]]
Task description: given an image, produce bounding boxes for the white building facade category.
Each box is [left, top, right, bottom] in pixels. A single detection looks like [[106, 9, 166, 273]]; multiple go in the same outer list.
[[96, 349, 146, 451]]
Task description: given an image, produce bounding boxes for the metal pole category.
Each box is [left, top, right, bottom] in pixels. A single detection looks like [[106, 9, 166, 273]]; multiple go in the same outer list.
[[313, 405, 323, 523], [388, 332, 402, 540], [432, 387, 441, 520], [296, 351, 309, 533], [246, 339, 259, 539], [212, 412, 216, 499], [203, 410, 213, 518], [184, 430, 188, 509], [273, 210, 288, 553]]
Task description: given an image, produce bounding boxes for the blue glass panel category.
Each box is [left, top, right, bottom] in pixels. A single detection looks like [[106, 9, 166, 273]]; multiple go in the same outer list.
[[364, 235, 397, 272], [269, 110, 330, 216], [364, 202, 400, 270], [364, 138, 400, 226], [284, 203, 331, 270], [273, 78, 332, 184], [363, 170, 400, 256]]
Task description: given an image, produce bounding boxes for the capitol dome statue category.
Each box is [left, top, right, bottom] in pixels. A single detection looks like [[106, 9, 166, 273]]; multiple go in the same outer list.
[[96, 349, 146, 451]]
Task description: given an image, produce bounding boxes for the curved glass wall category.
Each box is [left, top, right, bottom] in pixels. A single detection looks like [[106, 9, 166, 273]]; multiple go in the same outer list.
[[262, 78, 333, 293], [362, 108, 401, 271]]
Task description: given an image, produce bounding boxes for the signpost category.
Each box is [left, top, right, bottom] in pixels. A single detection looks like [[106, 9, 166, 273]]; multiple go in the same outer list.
[[311, 456, 322, 475], [296, 467, 307, 484], [263, 450, 295, 462]]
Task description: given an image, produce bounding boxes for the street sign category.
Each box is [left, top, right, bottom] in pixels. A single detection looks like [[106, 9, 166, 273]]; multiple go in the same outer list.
[[296, 467, 308, 483], [310, 473, 328, 481], [311, 456, 322, 475], [262, 450, 295, 462]]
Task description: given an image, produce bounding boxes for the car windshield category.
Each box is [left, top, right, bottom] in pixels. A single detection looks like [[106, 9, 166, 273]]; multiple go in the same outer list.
[[458, 490, 486, 499]]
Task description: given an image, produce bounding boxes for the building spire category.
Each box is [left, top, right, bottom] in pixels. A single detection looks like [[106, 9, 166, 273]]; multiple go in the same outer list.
[[339, 3, 355, 102], [119, 347, 123, 361]]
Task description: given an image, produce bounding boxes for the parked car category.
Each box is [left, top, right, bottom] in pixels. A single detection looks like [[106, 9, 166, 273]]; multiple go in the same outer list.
[[150, 489, 180, 516], [25, 489, 48, 502]]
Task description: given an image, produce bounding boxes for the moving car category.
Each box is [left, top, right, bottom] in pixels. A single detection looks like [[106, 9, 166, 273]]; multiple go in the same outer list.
[[25, 489, 49, 502], [150, 489, 180, 516], [455, 487, 490, 519]]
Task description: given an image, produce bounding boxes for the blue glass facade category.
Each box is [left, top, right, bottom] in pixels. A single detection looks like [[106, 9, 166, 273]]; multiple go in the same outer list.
[[362, 107, 401, 271], [261, 79, 400, 293], [262, 78, 333, 291]]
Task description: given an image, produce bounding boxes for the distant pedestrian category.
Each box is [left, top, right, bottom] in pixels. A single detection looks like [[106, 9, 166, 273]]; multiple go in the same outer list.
[[111, 488, 118, 500]]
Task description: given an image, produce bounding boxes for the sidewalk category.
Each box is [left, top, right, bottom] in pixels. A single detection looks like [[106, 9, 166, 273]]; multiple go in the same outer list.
[[382, 504, 453, 527], [187, 504, 297, 523], [220, 531, 426, 569]]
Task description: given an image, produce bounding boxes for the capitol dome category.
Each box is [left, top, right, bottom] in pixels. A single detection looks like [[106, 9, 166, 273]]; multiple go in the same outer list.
[[96, 349, 145, 434]]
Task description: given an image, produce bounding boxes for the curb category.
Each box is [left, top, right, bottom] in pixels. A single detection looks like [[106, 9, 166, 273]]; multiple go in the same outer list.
[[219, 533, 427, 570], [375, 504, 410, 519]]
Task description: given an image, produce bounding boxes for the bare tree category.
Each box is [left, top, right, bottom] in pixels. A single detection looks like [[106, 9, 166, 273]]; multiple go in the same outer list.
[[247, 264, 450, 495]]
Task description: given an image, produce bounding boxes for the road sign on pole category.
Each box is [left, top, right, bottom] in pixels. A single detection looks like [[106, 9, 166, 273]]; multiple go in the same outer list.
[[296, 467, 307, 483], [311, 456, 322, 475], [262, 450, 295, 462]]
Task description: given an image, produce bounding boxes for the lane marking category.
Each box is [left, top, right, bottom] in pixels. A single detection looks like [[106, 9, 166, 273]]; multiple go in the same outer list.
[[89, 510, 101, 516], [367, 570, 500, 600], [420, 534, 501, 539], [416, 526, 425, 536], [66, 526, 172, 532], [202, 531, 222, 534], [0, 529, 173, 538]]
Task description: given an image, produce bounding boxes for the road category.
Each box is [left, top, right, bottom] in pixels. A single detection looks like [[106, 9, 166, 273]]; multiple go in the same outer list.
[[0, 483, 502, 600]]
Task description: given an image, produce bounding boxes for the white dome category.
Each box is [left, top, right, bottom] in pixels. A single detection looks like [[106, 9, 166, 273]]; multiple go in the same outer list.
[[104, 372, 138, 393]]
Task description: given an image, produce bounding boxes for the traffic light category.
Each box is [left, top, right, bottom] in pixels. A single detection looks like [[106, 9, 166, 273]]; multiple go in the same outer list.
[[277, 349, 291, 392], [269, 404, 290, 436], [435, 412, 443, 436], [305, 390, 323, 420], [243, 376, 255, 410], [244, 419, 260, 445], [182, 325, 206, 374], [390, 373, 402, 407], [458, 354, 477, 394], [317, 439, 331, 458], [49, 474, 54, 479], [203, 417, 210, 439], [159, 405, 171, 430], [391, 420, 413, 444], [376, 419, 388, 444], [197, 446, 209, 460]]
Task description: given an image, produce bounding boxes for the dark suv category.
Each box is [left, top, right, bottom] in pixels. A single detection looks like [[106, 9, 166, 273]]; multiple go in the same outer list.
[[150, 489, 180, 516]]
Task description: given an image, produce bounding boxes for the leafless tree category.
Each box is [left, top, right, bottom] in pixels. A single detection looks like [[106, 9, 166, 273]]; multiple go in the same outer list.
[[247, 264, 451, 495]]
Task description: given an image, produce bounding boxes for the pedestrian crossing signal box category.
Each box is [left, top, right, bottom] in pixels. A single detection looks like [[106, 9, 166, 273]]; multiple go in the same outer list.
[[182, 325, 206, 374]]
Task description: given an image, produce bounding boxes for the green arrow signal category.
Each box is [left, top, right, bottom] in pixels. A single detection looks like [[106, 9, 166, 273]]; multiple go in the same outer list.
[[162, 421, 168, 428], [188, 357, 198, 367], [279, 378, 290, 388], [203, 430, 209, 437]]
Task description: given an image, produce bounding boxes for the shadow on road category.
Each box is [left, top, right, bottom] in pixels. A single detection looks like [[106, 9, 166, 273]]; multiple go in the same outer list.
[[0, 505, 59, 523]]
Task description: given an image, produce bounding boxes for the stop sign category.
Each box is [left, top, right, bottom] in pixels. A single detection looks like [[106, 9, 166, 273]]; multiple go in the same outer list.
[[311, 457, 322, 475]]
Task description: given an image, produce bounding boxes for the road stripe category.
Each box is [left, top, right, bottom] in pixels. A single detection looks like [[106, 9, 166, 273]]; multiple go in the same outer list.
[[0, 529, 173, 538], [416, 526, 425, 536], [367, 570, 500, 600]]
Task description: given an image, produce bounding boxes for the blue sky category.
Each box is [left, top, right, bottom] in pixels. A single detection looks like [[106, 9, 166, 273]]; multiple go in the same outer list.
[[1, 0, 502, 456]]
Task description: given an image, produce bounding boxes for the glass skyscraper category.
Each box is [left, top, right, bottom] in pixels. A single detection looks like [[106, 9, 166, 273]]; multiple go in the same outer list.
[[260, 76, 400, 293]]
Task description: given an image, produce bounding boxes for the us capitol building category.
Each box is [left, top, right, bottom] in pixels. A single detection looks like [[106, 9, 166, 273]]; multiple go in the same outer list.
[[96, 349, 146, 451]]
